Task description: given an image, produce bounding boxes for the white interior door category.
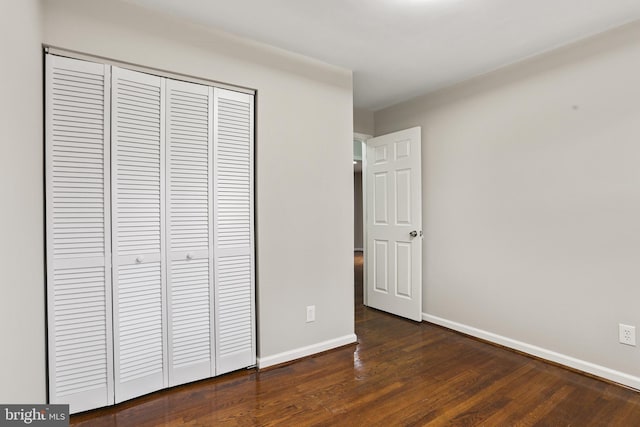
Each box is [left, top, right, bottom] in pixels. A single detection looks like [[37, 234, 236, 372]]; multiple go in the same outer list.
[[45, 55, 114, 413], [111, 66, 168, 402], [365, 127, 422, 322], [166, 79, 215, 386], [213, 88, 256, 374], [46, 53, 257, 411]]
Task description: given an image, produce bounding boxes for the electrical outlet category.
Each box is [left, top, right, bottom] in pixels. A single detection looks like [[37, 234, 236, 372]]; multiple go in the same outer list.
[[306, 305, 315, 323], [619, 324, 636, 346]]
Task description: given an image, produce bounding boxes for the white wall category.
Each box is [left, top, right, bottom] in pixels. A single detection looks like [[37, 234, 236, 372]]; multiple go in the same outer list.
[[354, 107, 374, 136], [0, 0, 46, 403], [0, 0, 355, 402], [376, 20, 640, 387]]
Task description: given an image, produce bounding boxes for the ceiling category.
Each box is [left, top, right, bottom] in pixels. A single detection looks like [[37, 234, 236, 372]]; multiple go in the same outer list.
[[126, 0, 640, 111]]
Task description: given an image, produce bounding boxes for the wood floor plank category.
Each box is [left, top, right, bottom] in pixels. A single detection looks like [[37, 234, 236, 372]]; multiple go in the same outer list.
[[423, 364, 536, 425], [480, 370, 565, 426], [71, 252, 640, 426], [516, 385, 574, 426]]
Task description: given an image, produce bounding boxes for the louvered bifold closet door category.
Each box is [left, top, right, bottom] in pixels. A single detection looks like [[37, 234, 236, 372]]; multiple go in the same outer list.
[[166, 80, 215, 386], [111, 67, 168, 402], [213, 88, 256, 374], [45, 55, 113, 413]]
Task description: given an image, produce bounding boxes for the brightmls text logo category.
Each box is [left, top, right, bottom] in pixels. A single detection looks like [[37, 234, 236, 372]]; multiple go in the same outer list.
[[0, 405, 68, 427]]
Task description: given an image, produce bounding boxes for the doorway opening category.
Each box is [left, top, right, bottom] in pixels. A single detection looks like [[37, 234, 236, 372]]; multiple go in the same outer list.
[[353, 133, 370, 306]]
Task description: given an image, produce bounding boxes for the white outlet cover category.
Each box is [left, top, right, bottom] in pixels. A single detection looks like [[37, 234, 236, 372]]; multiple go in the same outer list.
[[619, 324, 636, 346]]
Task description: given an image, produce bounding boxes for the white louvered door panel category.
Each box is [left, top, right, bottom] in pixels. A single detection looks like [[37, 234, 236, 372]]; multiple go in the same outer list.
[[111, 67, 167, 403], [213, 89, 256, 374], [166, 80, 215, 386], [45, 55, 114, 413]]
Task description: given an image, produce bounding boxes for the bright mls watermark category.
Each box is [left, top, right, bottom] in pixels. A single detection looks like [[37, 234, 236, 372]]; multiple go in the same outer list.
[[0, 405, 68, 426]]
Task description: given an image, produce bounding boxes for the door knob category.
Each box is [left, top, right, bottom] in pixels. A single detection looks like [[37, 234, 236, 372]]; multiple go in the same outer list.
[[409, 230, 418, 238], [135, 256, 144, 264], [186, 253, 193, 260]]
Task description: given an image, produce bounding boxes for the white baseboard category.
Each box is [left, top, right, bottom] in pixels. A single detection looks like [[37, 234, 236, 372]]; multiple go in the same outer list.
[[423, 313, 640, 390], [257, 334, 358, 369]]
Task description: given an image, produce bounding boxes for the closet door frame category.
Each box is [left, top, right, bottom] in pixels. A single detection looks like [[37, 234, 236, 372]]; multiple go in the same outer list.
[[45, 49, 256, 413]]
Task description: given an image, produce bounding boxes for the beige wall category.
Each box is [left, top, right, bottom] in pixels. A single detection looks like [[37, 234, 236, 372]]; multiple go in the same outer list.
[[0, 0, 45, 403], [354, 107, 374, 135], [375, 20, 640, 387], [1, 0, 355, 402]]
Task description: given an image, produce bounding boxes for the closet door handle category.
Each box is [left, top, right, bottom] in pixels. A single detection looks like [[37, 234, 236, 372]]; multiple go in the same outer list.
[[186, 253, 193, 260], [136, 256, 144, 264]]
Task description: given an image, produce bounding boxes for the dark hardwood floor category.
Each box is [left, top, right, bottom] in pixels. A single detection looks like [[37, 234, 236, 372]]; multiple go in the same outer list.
[[72, 252, 640, 426]]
